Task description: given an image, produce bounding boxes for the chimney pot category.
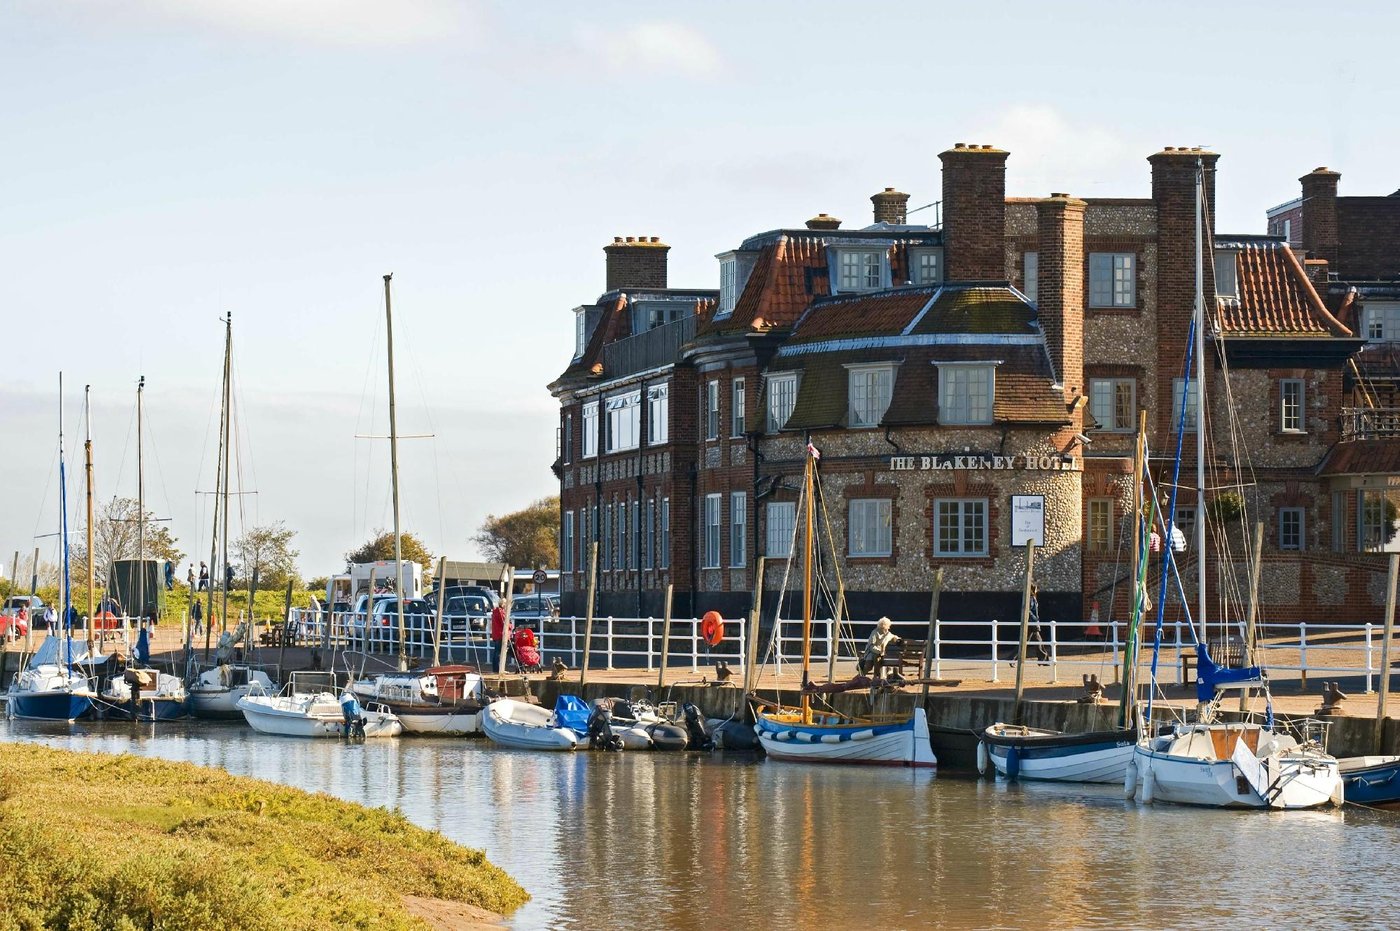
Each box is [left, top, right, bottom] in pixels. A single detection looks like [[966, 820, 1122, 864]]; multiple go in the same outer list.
[[954, 142, 966, 149], [613, 236, 623, 243], [805, 213, 843, 230]]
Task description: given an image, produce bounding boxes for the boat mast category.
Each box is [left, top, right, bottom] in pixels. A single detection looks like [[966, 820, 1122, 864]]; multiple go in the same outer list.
[[59, 373, 72, 668], [84, 385, 95, 656], [1194, 159, 1207, 637], [384, 274, 408, 672], [220, 317, 232, 634], [800, 446, 814, 723], [204, 315, 230, 659], [1120, 409, 1147, 729], [137, 375, 145, 629]]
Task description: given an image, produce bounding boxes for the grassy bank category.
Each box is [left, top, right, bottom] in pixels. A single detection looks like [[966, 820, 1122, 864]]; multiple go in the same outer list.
[[0, 745, 528, 930]]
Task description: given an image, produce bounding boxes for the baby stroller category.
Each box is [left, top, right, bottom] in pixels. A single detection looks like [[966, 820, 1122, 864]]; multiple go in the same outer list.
[[509, 625, 544, 673]]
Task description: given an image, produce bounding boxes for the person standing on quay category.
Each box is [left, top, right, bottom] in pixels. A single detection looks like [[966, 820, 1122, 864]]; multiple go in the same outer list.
[[186, 564, 195, 590], [198, 562, 209, 591], [190, 599, 203, 637], [489, 601, 508, 673]]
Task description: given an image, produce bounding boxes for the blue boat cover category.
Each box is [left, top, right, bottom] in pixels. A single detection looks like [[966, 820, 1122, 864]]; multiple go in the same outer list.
[[134, 627, 150, 667], [553, 694, 591, 736], [1194, 642, 1265, 703]]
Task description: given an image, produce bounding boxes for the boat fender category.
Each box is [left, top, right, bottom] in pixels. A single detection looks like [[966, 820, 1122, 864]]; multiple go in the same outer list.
[[1005, 746, 1020, 780], [976, 741, 989, 776], [850, 729, 875, 741], [1123, 761, 1138, 800], [1140, 766, 1155, 805]]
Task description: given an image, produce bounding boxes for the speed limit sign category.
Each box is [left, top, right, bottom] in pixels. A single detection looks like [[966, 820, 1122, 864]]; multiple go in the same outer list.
[[532, 568, 548, 585]]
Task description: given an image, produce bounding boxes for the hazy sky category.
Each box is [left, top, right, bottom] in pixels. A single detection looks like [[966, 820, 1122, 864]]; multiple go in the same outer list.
[[2, 0, 1396, 581]]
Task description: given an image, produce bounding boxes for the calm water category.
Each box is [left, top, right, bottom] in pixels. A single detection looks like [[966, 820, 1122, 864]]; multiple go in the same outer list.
[[3, 719, 1397, 930]]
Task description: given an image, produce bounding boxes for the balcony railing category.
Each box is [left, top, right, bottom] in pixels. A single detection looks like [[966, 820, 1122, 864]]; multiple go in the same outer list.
[[601, 314, 696, 379], [1341, 407, 1400, 440]]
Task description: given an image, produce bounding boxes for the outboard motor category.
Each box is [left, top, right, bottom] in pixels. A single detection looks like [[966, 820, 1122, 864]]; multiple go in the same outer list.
[[682, 702, 714, 751], [587, 701, 623, 751], [340, 691, 366, 740]]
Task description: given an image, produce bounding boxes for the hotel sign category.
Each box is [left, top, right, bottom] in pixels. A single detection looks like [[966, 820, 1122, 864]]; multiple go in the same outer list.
[[887, 454, 1082, 472]]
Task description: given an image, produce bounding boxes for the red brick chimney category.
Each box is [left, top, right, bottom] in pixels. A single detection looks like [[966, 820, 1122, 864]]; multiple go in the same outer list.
[[1300, 167, 1340, 267], [1036, 193, 1086, 417], [604, 236, 669, 290], [871, 187, 910, 225], [939, 143, 1008, 281]]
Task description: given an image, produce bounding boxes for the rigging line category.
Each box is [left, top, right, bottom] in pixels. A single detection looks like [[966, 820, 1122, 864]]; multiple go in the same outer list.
[[138, 408, 179, 535], [354, 291, 386, 547], [110, 392, 137, 512], [228, 333, 260, 530]]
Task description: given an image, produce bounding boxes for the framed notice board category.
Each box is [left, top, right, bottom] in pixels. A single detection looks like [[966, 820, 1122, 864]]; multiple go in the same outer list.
[[1011, 495, 1045, 547]]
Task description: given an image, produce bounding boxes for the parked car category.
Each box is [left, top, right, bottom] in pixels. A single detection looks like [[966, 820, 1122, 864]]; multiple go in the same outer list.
[[427, 585, 501, 610], [360, 597, 435, 648], [440, 592, 492, 632], [509, 595, 558, 627]]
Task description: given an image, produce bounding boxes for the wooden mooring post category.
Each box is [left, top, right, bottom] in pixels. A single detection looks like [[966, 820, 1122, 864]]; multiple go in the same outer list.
[[1013, 543, 1037, 725], [578, 543, 598, 691], [656, 583, 674, 691]]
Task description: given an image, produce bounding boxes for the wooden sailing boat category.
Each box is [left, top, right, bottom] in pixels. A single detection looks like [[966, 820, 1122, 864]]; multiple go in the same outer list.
[[980, 411, 1150, 783], [753, 443, 935, 767], [1129, 158, 1342, 809]]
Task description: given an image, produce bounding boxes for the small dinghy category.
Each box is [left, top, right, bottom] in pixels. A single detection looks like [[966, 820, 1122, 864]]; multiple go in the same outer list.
[[103, 669, 188, 722], [481, 697, 577, 751], [1338, 755, 1400, 805], [981, 723, 1136, 783], [237, 682, 401, 739]]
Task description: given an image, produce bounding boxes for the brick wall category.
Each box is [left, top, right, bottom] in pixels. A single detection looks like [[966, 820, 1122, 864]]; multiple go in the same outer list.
[[1337, 197, 1400, 279], [1036, 194, 1086, 419], [604, 237, 669, 290], [940, 144, 1008, 281], [1300, 168, 1340, 267]]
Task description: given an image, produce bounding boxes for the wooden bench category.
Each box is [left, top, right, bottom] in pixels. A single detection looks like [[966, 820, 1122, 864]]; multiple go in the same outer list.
[[257, 627, 284, 648], [877, 639, 928, 678]]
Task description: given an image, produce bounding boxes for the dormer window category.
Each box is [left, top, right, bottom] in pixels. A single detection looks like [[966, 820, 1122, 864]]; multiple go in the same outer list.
[[846, 363, 896, 428], [837, 249, 886, 293], [1214, 250, 1238, 300], [909, 248, 944, 286], [718, 257, 738, 318], [574, 308, 587, 358], [1364, 303, 1400, 342]]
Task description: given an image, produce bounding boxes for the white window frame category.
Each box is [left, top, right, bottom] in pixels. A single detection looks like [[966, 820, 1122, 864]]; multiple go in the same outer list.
[[1089, 252, 1136, 308], [766, 502, 796, 558], [1360, 491, 1395, 552], [848, 498, 892, 557], [647, 383, 669, 445], [601, 502, 611, 571], [1171, 378, 1199, 434], [717, 255, 738, 319], [1280, 378, 1305, 433], [562, 511, 574, 573], [1087, 499, 1113, 552], [705, 380, 720, 441], [846, 363, 896, 429], [730, 492, 747, 567], [605, 390, 641, 453], [617, 500, 627, 572], [1365, 303, 1400, 342], [767, 373, 798, 432], [937, 363, 995, 426], [834, 248, 887, 293], [1214, 250, 1238, 299], [1088, 377, 1136, 433], [646, 498, 656, 569], [660, 497, 670, 569], [582, 401, 599, 458], [1174, 505, 1197, 548], [1023, 251, 1038, 304], [574, 308, 587, 358], [933, 498, 988, 557], [732, 378, 746, 437], [703, 494, 722, 568], [563, 411, 572, 464], [1279, 506, 1304, 552], [909, 247, 943, 286]]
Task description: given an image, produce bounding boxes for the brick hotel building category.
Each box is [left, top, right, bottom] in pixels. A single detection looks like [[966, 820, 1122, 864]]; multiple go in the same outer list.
[[548, 144, 1400, 626]]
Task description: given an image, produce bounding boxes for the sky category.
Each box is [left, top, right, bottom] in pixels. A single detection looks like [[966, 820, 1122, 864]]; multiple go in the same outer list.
[[2, 0, 1398, 582]]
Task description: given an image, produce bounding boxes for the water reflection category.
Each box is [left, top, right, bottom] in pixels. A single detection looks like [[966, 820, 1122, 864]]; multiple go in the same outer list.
[[3, 719, 1396, 930]]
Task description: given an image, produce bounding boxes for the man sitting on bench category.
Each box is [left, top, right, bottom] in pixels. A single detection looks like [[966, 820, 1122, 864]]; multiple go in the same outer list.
[[857, 617, 900, 677]]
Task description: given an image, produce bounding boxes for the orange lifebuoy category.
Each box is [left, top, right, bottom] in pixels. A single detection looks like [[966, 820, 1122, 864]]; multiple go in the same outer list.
[[701, 611, 725, 647]]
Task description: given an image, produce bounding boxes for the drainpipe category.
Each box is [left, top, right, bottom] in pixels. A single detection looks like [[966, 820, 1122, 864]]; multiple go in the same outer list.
[[688, 460, 699, 617]]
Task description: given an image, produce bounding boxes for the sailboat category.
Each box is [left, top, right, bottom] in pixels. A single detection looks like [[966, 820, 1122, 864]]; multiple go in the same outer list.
[[6, 375, 99, 721], [1128, 158, 1342, 810], [979, 413, 1150, 783], [753, 443, 936, 767]]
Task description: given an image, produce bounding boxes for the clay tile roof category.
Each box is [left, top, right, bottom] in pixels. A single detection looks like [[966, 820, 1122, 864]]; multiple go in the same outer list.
[[1217, 241, 1352, 337], [909, 286, 1039, 336], [1318, 440, 1400, 476], [787, 288, 936, 343], [701, 236, 831, 336]]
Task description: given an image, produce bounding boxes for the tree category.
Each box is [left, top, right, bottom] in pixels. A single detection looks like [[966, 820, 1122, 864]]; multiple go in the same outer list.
[[345, 530, 434, 571], [473, 496, 559, 569], [234, 522, 301, 589], [72, 496, 184, 585]]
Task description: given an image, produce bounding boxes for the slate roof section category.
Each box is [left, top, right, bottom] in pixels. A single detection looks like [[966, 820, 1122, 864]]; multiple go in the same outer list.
[[1216, 240, 1352, 337]]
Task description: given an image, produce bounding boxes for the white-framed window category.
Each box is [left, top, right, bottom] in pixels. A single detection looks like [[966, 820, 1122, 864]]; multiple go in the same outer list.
[[732, 379, 746, 436], [705, 380, 720, 440], [581, 506, 592, 571], [1360, 491, 1396, 552], [934, 499, 988, 557], [836, 249, 885, 293], [767, 373, 798, 432], [1174, 505, 1197, 548], [633, 300, 685, 335], [1023, 251, 1038, 304], [601, 502, 611, 571], [646, 498, 656, 569], [1279, 507, 1304, 551], [562, 511, 574, 573], [848, 498, 892, 557], [1089, 378, 1135, 432], [766, 502, 796, 558], [647, 383, 669, 445], [1214, 250, 1238, 299], [562, 411, 572, 464], [1087, 499, 1113, 551], [938, 364, 994, 425], [1280, 379, 1305, 433], [847, 364, 895, 428], [630, 500, 639, 570], [1283, 218, 1292, 242], [717, 256, 738, 318], [660, 497, 670, 569], [703, 494, 722, 568], [730, 492, 747, 567], [574, 308, 587, 358], [1089, 252, 1136, 308], [1332, 491, 1346, 553], [605, 390, 641, 453], [910, 248, 943, 286], [617, 501, 627, 572], [1365, 304, 1400, 342], [1171, 378, 1199, 433], [582, 401, 599, 458]]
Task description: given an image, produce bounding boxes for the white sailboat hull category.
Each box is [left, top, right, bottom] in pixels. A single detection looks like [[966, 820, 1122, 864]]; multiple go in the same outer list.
[[188, 667, 277, 720], [481, 698, 577, 751], [236, 692, 402, 739], [756, 707, 936, 767], [1133, 727, 1342, 810]]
